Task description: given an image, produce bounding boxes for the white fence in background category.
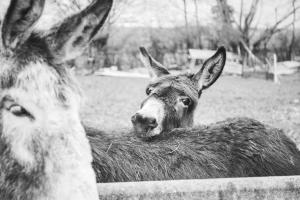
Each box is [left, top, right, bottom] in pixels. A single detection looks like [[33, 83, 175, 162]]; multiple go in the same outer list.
[[189, 49, 300, 83], [188, 49, 243, 75]]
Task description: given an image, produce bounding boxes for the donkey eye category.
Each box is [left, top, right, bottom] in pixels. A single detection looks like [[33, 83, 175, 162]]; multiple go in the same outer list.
[[8, 104, 32, 118], [181, 98, 191, 106], [146, 87, 153, 95]]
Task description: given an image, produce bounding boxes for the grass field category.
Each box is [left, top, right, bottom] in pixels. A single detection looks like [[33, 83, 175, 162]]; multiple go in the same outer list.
[[78, 73, 300, 145]]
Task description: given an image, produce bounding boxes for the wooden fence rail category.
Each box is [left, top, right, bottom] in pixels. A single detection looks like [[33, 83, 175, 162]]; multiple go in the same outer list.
[[97, 175, 300, 200]]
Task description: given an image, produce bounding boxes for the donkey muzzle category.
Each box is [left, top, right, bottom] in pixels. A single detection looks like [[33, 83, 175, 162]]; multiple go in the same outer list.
[[131, 113, 158, 137]]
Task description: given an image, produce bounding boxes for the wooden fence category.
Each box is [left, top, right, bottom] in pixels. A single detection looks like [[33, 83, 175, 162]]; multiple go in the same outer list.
[[97, 175, 300, 200]]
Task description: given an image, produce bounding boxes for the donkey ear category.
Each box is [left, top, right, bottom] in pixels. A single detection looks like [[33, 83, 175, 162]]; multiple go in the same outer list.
[[139, 47, 169, 80], [192, 46, 226, 91], [45, 0, 113, 63], [1, 0, 45, 50]]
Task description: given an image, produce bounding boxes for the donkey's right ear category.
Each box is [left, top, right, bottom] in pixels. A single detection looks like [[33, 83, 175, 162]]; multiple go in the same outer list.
[[1, 0, 45, 50], [139, 47, 170, 80], [192, 47, 226, 92], [45, 0, 113, 63]]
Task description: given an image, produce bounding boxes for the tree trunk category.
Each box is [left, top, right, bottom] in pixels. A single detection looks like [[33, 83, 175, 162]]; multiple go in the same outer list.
[[193, 0, 201, 48], [182, 0, 190, 48], [288, 0, 296, 60]]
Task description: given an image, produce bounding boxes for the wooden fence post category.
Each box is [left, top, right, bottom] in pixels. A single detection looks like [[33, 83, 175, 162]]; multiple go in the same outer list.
[[273, 54, 279, 83]]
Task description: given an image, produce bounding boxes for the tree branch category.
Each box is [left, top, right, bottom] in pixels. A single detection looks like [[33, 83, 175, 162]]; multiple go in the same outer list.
[[239, 39, 264, 65], [244, 0, 259, 28], [253, 5, 300, 49]]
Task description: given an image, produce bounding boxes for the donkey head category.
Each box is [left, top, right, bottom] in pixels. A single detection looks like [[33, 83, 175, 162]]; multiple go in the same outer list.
[[0, 0, 112, 199], [132, 47, 226, 139]]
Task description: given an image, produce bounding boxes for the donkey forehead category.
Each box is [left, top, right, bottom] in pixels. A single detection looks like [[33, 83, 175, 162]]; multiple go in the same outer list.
[[149, 74, 196, 89], [0, 34, 56, 87], [148, 74, 199, 100], [0, 58, 80, 107]]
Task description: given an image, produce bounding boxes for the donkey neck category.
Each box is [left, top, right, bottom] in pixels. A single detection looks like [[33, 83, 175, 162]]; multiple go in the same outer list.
[[0, 125, 98, 200]]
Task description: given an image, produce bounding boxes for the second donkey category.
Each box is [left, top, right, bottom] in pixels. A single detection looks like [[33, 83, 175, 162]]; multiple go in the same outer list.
[[132, 46, 225, 138]]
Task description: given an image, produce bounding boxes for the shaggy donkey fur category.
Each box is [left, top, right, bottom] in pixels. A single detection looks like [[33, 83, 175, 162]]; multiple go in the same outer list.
[[0, 0, 112, 199], [86, 117, 300, 183], [86, 47, 300, 183], [1, 2, 299, 198]]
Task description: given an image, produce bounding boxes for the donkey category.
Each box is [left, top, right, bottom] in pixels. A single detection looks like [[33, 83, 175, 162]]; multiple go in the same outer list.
[[87, 47, 300, 182], [132, 47, 225, 138], [0, 0, 112, 199], [88, 117, 300, 183]]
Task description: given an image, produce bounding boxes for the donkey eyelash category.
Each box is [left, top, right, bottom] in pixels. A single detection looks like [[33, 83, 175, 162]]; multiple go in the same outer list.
[[146, 87, 153, 95], [7, 104, 34, 119], [9, 105, 26, 115], [0, 95, 34, 119]]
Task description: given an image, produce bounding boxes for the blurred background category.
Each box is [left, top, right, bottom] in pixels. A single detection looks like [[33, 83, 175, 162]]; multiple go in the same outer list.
[[0, 0, 300, 144]]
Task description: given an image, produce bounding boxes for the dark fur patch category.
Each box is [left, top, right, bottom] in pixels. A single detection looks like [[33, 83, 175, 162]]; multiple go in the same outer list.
[[87, 117, 300, 183], [72, 36, 84, 47], [161, 102, 180, 133], [0, 137, 46, 200]]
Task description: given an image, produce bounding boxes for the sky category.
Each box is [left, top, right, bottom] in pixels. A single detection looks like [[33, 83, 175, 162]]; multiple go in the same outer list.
[[0, 0, 299, 30], [114, 0, 300, 28]]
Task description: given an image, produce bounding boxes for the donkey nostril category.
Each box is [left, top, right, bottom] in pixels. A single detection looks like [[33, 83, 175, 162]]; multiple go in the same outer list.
[[148, 118, 156, 124], [131, 113, 142, 124], [132, 114, 157, 129], [147, 118, 157, 128], [131, 114, 137, 123]]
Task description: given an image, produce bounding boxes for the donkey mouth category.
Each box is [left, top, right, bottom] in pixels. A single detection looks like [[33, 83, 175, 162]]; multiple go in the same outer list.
[[146, 127, 155, 136], [133, 125, 161, 138]]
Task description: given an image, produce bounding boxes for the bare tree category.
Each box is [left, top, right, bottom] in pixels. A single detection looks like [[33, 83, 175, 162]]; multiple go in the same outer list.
[[288, 0, 297, 59], [192, 0, 203, 48], [214, 0, 261, 66], [252, 4, 300, 51], [215, 0, 300, 66], [182, 0, 188, 30], [182, 0, 191, 48], [193, 0, 200, 30]]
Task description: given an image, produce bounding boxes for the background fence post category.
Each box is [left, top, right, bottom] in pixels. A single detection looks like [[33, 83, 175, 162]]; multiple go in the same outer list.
[[273, 53, 279, 83]]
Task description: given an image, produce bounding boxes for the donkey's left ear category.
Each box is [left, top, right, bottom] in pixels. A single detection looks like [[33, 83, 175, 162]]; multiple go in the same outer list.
[[1, 0, 45, 50], [139, 47, 169, 80], [192, 46, 226, 91], [45, 0, 113, 63]]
